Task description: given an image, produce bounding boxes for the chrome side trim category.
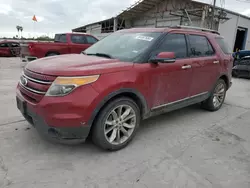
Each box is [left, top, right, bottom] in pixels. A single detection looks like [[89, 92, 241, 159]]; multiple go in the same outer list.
[[23, 72, 52, 85], [19, 81, 46, 95], [151, 92, 208, 110]]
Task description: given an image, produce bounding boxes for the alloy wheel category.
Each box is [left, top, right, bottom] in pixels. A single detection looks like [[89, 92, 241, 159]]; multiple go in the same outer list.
[[213, 82, 226, 108], [104, 105, 136, 145]]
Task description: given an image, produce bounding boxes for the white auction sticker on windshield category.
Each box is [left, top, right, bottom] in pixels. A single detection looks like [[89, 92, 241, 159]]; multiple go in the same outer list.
[[135, 35, 154, 41]]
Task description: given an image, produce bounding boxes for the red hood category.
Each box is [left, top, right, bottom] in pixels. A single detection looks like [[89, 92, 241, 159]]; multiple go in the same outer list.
[[26, 54, 134, 76]]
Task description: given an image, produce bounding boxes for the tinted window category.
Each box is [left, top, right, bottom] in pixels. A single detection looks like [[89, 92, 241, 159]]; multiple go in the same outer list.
[[189, 35, 215, 57], [215, 37, 231, 54], [156, 33, 187, 58], [86, 36, 98, 44], [71, 35, 86, 44], [0, 43, 8, 48], [54, 34, 67, 43]]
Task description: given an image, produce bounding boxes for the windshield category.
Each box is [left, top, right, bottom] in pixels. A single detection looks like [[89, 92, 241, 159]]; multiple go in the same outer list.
[[84, 32, 162, 62]]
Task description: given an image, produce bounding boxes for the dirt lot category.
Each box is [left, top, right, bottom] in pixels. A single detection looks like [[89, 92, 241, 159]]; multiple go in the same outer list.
[[1, 57, 250, 188]]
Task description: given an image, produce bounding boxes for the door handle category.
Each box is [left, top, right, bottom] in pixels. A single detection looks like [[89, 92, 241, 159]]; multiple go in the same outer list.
[[182, 65, 192, 70], [213, 60, 220, 64]]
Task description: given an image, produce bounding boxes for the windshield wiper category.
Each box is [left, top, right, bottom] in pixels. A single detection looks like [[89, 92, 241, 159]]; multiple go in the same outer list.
[[86, 53, 113, 59]]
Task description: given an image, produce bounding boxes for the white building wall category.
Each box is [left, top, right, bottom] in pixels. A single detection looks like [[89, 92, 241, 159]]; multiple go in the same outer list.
[[218, 13, 250, 51], [86, 24, 102, 34], [218, 13, 239, 51]]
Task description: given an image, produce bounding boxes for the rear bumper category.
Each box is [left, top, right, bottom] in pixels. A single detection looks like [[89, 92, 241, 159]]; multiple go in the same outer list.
[[21, 55, 37, 62]]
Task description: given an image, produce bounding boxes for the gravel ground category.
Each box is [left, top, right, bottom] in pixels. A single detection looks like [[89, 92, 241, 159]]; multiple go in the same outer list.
[[0, 58, 250, 188]]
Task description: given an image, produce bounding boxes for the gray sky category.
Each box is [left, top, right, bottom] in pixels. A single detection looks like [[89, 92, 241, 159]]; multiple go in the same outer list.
[[0, 0, 249, 38]]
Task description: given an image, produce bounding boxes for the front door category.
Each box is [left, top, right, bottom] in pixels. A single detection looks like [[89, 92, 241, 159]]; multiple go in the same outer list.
[[147, 33, 193, 109], [187, 34, 220, 96]]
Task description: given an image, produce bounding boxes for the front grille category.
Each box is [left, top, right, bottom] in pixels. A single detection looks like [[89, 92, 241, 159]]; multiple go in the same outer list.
[[19, 69, 56, 103]]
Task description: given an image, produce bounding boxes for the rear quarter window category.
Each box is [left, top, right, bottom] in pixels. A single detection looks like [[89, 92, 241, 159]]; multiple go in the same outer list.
[[215, 37, 231, 54]]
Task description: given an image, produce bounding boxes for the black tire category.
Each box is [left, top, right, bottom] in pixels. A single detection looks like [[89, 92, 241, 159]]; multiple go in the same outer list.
[[92, 97, 140, 151], [201, 79, 227, 111], [46, 53, 58, 57], [232, 70, 238, 78]]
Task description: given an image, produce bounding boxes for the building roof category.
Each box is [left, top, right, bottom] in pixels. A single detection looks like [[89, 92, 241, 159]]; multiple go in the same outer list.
[[72, 0, 250, 31], [72, 18, 114, 32], [117, 0, 164, 19], [192, 0, 250, 20]]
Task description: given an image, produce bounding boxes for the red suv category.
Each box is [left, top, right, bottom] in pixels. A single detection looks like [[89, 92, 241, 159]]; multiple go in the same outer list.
[[16, 26, 233, 150]]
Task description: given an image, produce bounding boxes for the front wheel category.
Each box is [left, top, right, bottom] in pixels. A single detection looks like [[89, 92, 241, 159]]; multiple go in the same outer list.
[[201, 79, 227, 111], [92, 97, 140, 151]]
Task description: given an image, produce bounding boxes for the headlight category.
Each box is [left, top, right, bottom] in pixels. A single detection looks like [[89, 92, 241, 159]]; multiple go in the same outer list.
[[46, 75, 99, 96]]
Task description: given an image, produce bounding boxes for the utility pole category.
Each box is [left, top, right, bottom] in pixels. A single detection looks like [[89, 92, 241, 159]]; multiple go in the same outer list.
[[211, 0, 216, 29]]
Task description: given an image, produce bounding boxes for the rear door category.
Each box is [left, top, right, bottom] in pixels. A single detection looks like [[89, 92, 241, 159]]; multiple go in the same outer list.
[[69, 34, 90, 53], [187, 34, 220, 96], [0, 43, 10, 57]]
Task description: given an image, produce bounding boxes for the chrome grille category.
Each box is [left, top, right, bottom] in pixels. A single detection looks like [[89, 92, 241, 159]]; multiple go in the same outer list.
[[19, 69, 56, 103]]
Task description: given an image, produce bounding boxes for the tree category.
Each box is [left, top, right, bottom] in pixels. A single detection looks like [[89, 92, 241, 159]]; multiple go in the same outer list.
[[16, 25, 21, 38], [20, 26, 23, 38]]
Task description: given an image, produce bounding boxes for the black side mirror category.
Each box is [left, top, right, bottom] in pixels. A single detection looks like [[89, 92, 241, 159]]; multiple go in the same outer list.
[[149, 52, 176, 64]]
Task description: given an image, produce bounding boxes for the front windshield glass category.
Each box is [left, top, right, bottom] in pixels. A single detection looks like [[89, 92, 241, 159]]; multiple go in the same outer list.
[[84, 32, 162, 62]]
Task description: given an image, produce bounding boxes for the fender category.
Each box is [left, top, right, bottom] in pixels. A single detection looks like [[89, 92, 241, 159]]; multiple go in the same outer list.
[[87, 88, 149, 126]]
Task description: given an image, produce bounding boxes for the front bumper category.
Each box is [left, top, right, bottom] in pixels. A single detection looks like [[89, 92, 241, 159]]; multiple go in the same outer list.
[[232, 65, 250, 78], [16, 95, 91, 143]]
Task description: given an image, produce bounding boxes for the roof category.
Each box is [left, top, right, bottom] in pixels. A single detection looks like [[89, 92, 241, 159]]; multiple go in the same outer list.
[[117, 27, 220, 36]]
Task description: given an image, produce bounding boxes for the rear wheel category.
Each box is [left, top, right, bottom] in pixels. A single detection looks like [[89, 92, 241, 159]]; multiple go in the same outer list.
[[92, 97, 140, 151], [201, 79, 227, 111]]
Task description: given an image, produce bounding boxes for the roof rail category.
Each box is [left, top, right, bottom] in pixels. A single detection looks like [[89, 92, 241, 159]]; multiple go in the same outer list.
[[170, 25, 220, 35]]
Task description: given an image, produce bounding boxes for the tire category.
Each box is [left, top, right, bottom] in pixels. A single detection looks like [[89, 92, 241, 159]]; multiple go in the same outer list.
[[92, 97, 141, 151], [201, 79, 227, 111], [232, 70, 238, 78], [46, 53, 58, 57]]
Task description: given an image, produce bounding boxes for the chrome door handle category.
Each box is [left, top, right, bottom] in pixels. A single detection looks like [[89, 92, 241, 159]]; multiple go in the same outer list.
[[182, 65, 192, 69], [213, 60, 220, 64]]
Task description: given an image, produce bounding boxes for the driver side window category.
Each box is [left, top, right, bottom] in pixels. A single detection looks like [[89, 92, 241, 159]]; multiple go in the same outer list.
[[156, 33, 188, 59]]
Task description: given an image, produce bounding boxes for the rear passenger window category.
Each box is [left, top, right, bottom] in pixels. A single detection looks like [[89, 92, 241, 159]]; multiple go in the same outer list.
[[215, 37, 231, 54], [86, 36, 98, 44], [71, 35, 87, 44], [189, 35, 215, 57], [157, 33, 187, 58]]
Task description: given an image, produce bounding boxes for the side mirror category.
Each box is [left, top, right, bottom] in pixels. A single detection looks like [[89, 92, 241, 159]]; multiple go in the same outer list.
[[149, 52, 176, 64]]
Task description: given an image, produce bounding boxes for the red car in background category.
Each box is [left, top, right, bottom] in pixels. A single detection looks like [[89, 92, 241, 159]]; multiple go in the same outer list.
[[20, 33, 98, 62], [0, 40, 20, 57]]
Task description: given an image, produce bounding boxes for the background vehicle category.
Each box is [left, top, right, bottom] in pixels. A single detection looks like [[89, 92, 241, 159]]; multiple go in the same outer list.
[[233, 50, 250, 67], [232, 56, 250, 78], [0, 40, 20, 57], [20, 33, 98, 62], [16, 26, 233, 151]]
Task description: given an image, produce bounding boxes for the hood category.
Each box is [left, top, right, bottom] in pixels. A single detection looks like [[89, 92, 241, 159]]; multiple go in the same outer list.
[[26, 54, 134, 76]]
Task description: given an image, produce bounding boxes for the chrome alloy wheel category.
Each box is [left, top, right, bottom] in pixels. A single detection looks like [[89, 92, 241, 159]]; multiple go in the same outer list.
[[213, 82, 226, 108], [104, 105, 136, 145]]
